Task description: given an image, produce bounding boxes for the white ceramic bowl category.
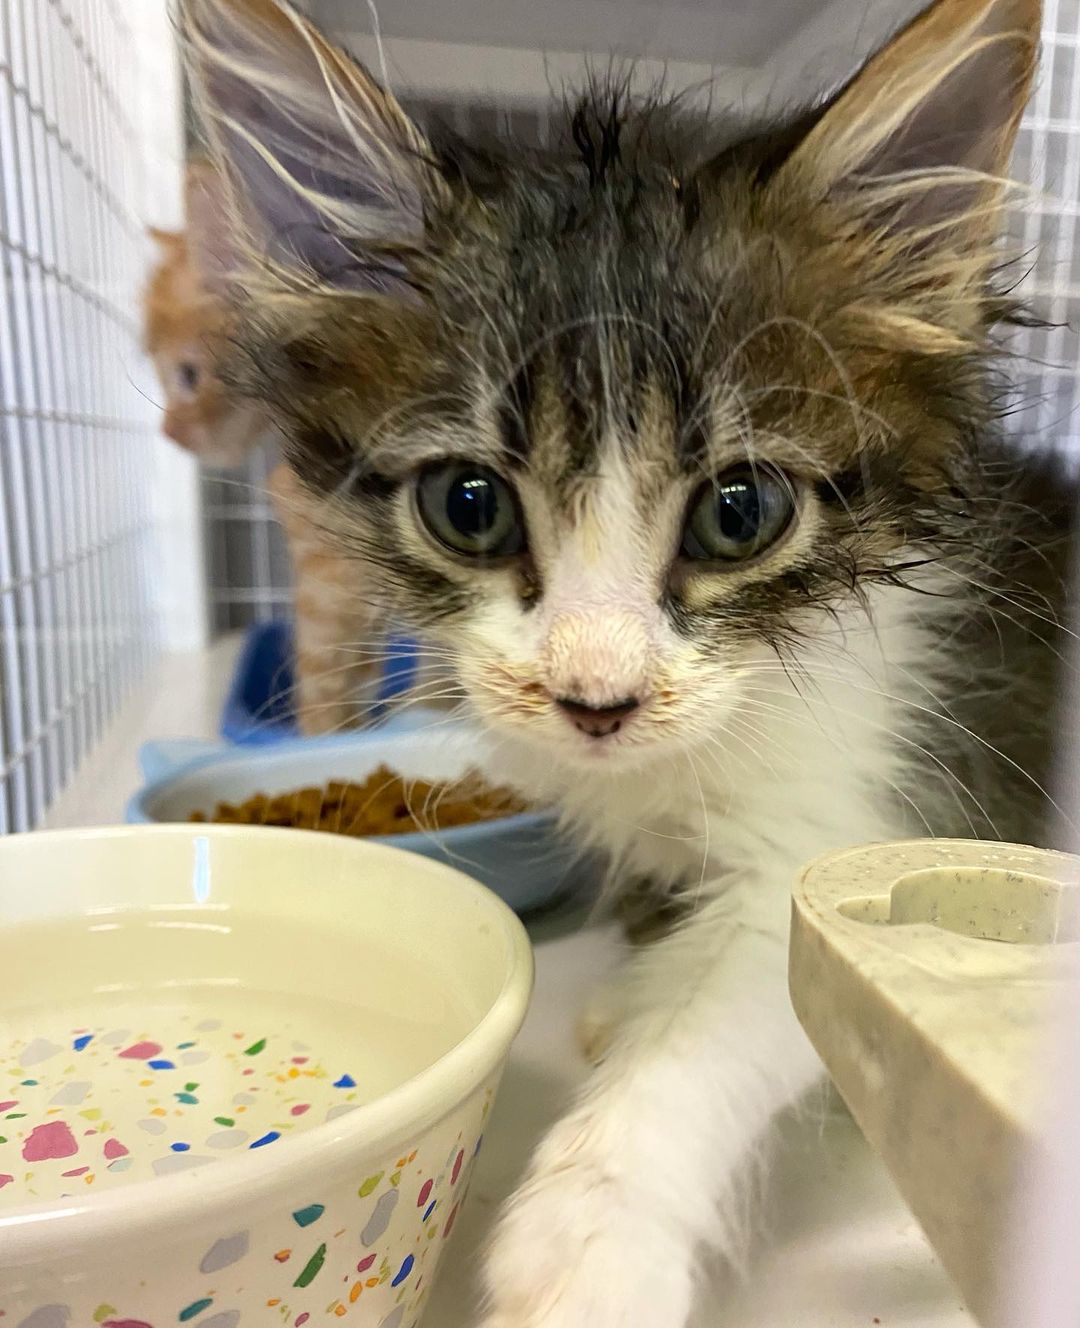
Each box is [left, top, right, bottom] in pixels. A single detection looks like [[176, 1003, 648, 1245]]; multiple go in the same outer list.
[[0, 826, 533, 1327]]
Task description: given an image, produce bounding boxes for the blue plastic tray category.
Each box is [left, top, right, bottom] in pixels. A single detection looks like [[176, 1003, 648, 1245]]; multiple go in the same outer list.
[[133, 717, 591, 915], [221, 620, 419, 745]]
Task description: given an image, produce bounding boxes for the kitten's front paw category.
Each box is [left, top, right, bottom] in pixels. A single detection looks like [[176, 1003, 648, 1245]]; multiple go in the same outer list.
[[480, 1109, 694, 1328]]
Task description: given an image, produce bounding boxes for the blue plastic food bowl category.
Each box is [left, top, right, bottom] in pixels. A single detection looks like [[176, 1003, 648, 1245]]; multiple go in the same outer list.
[[221, 620, 419, 745], [128, 717, 592, 916]]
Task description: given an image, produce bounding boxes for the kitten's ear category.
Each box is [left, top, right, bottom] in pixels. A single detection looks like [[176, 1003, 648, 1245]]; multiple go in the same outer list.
[[180, 0, 441, 292], [775, 0, 1040, 243]]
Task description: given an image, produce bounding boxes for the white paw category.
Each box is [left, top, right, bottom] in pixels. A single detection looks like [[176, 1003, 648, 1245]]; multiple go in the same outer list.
[[480, 1109, 695, 1328]]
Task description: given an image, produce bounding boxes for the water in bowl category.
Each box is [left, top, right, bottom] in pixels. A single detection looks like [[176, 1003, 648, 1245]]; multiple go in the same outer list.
[[0, 911, 474, 1207]]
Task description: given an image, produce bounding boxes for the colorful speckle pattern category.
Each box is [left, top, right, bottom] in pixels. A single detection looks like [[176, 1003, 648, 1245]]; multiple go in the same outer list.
[[0, 1079, 494, 1328], [0, 1015, 365, 1206]]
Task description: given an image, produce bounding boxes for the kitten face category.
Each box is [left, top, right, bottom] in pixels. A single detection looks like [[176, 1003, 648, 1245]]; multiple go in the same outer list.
[[143, 227, 265, 468], [183, 0, 1036, 771], [233, 146, 981, 769]]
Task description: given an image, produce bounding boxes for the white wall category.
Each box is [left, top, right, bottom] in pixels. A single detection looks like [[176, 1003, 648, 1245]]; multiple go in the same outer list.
[[315, 0, 919, 115], [311, 0, 829, 67], [334, 29, 754, 106]]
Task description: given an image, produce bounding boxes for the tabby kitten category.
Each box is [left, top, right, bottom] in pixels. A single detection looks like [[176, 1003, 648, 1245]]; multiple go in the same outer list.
[[145, 162, 387, 734], [182, 0, 1070, 1323]]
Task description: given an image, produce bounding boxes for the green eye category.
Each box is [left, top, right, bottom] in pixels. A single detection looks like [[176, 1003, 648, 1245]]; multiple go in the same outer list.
[[682, 466, 796, 561], [416, 462, 524, 558]]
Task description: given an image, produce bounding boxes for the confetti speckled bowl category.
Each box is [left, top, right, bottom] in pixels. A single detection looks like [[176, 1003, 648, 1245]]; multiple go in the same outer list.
[[0, 825, 533, 1328]]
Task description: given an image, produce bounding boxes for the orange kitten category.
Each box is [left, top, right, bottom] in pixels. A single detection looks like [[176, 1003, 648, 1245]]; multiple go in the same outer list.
[[145, 162, 384, 734], [266, 462, 388, 733], [143, 168, 265, 466]]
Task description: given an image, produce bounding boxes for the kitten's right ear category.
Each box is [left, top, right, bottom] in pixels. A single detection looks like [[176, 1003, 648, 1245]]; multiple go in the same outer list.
[[179, 0, 442, 293], [774, 0, 1040, 246]]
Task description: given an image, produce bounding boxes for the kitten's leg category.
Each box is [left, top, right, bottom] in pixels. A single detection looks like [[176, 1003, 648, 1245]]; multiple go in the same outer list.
[[268, 463, 383, 736], [481, 877, 822, 1328]]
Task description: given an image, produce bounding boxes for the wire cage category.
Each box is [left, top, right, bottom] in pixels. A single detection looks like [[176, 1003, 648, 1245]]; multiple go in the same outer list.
[[0, 0, 182, 832], [1010, 0, 1080, 456]]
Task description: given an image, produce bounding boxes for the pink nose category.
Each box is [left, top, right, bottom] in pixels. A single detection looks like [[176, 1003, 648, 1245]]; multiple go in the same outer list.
[[555, 696, 640, 738]]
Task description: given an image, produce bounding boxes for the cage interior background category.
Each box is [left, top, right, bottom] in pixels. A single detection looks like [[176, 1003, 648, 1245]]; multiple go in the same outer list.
[[1, 0, 1079, 828]]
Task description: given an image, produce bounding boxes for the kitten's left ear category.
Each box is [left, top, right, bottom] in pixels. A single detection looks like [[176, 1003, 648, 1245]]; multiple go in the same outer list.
[[180, 0, 443, 292], [775, 0, 1040, 243]]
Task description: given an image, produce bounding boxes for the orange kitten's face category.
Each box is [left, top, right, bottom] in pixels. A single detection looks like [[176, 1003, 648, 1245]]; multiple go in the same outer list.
[[143, 228, 264, 468]]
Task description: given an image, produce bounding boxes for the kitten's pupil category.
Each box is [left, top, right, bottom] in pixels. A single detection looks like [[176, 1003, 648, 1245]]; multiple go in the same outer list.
[[449, 475, 498, 537], [717, 477, 763, 544], [178, 361, 200, 391]]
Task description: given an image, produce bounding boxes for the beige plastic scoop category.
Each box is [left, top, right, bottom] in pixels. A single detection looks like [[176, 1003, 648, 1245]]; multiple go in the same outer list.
[[789, 839, 1080, 1327]]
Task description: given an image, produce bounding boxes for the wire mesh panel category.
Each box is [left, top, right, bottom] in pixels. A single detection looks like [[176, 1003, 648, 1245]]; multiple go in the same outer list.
[[200, 15, 1080, 632], [0, 0, 179, 832], [1008, 0, 1080, 459], [202, 449, 293, 631]]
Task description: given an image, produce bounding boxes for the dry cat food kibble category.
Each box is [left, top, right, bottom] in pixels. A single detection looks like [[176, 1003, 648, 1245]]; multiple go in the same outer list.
[[188, 765, 528, 836]]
